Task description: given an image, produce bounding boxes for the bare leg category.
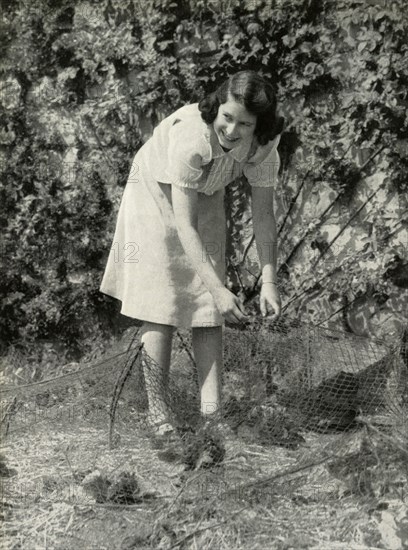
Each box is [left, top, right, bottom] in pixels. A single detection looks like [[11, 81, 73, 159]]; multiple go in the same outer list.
[[140, 321, 175, 427], [192, 325, 223, 417]]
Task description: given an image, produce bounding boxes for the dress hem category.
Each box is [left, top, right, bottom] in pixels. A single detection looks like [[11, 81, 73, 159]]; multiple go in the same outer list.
[[100, 289, 224, 329]]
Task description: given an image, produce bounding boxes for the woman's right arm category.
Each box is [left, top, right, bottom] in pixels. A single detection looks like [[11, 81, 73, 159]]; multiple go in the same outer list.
[[171, 185, 248, 324]]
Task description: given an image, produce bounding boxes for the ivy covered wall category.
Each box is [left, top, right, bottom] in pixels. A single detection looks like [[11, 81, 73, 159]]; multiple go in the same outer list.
[[1, 0, 407, 357]]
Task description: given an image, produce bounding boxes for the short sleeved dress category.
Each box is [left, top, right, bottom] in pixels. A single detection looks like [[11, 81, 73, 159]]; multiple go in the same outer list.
[[100, 103, 281, 328]]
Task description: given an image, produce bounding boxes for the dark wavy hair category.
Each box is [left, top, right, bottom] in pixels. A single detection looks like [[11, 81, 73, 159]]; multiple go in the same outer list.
[[198, 70, 284, 146]]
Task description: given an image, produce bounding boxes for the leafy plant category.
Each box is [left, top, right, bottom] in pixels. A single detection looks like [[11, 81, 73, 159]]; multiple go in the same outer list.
[[1, 0, 407, 359]]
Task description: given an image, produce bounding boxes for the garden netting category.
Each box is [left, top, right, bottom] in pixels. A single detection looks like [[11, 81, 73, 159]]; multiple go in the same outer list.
[[1, 317, 407, 508]]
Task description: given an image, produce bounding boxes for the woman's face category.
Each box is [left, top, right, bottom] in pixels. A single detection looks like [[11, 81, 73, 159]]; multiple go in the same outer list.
[[213, 93, 257, 149]]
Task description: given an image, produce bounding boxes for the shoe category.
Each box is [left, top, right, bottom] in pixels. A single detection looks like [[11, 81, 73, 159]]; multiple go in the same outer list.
[[153, 421, 175, 436], [149, 418, 179, 449], [200, 415, 235, 438]]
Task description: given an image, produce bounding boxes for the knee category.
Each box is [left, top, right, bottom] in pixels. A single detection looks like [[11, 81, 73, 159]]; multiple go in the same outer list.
[[141, 321, 175, 338], [192, 325, 223, 344]]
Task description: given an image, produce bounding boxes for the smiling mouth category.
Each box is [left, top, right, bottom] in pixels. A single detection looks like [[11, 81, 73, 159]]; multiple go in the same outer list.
[[221, 131, 239, 143]]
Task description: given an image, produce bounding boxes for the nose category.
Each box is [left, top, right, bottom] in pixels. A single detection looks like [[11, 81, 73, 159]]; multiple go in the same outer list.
[[225, 123, 238, 137]]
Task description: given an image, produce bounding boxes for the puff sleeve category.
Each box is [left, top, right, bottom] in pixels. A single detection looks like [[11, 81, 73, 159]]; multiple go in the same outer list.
[[243, 134, 281, 188], [165, 120, 207, 190]]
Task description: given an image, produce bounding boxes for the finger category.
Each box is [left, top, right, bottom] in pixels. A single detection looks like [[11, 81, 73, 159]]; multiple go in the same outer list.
[[229, 314, 242, 325], [235, 299, 248, 316], [233, 306, 248, 323], [268, 299, 281, 314], [233, 311, 247, 323], [270, 307, 281, 321], [259, 297, 265, 317], [230, 311, 247, 324], [261, 297, 273, 317], [239, 310, 248, 321], [225, 308, 243, 324]]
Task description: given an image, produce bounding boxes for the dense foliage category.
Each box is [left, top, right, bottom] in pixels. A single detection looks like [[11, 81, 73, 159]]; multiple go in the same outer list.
[[1, 0, 407, 358]]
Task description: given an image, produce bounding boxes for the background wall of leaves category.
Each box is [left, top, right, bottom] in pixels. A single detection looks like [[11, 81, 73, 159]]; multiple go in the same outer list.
[[0, 0, 407, 358]]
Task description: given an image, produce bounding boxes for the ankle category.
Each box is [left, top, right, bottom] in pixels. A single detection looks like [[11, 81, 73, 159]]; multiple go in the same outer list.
[[148, 409, 171, 426], [200, 402, 221, 417]]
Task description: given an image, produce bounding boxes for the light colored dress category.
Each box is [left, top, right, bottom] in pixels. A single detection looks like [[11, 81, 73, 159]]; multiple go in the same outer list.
[[100, 103, 281, 328]]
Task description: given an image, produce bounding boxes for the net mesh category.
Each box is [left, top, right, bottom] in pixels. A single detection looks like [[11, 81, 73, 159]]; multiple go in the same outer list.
[[1, 317, 407, 505]]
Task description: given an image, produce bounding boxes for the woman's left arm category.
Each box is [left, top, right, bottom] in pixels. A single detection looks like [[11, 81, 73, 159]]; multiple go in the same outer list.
[[251, 186, 281, 320]]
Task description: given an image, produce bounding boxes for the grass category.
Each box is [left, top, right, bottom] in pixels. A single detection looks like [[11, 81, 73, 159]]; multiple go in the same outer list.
[[1, 325, 407, 549]]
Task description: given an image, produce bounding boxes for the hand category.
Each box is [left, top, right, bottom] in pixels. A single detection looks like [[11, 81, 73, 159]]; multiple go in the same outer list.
[[260, 283, 281, 321], [213, 288, 248, 324]]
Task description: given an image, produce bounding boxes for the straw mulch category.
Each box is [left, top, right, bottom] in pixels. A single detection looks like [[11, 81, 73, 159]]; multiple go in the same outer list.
[[2, 405, 407, 550]]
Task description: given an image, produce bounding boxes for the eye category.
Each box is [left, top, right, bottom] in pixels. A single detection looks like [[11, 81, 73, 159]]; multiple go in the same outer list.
[[223, 113, 232, 120]]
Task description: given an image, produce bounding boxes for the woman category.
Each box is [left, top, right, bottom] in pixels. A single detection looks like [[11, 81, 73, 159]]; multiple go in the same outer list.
[[100, 70, 283, 435]]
